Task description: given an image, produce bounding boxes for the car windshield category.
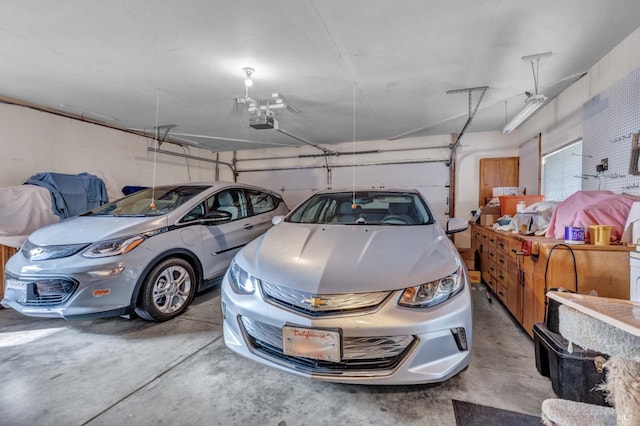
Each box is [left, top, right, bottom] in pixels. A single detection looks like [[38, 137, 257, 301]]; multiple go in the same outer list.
[[86, 185, 211, 217], [287, 191, 434, 225]]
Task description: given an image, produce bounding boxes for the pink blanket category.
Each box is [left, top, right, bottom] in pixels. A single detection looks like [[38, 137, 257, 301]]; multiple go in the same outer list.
[[545, 191, 640, 243]]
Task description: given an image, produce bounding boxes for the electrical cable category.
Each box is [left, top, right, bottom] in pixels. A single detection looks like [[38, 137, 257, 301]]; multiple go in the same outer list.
[[543, 243, 578, 324]]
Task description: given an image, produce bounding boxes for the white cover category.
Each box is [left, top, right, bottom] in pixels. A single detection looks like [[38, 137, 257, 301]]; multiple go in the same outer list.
[[0, 185, 59, 247]]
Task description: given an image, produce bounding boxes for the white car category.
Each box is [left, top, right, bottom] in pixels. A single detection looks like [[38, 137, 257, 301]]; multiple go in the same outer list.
[[3, 182, 288, 321], [221, 189, 472, 384]]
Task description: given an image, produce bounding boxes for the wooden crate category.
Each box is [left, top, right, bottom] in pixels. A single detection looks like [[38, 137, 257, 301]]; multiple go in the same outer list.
[[1, 244, 19, 303]]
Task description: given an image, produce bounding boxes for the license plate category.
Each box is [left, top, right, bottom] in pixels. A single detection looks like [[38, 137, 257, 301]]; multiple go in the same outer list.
[[5, 279, 28, 303], [283, 325, 342, 362]]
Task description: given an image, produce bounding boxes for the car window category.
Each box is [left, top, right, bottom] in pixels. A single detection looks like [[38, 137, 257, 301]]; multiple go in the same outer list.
[[180, 202, 206, 223], [287, 191, 433, 225], [87, 185, 210, 217], [206, 189, 248, 220], [247, 189, 278, 215]]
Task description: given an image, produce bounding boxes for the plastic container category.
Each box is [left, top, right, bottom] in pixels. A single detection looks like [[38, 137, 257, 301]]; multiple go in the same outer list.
[[589, 225, 612, 245], [498, 195, 544, 216], [564, 226, 585, 244], [533, 322, 610, 406], [515, 212, 539, 234]]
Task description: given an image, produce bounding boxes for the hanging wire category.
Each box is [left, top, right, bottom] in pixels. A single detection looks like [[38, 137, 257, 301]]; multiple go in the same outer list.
[[504, 100, 507, 126], [352, 81, 356, 207], [531, 58, 540, 94], [150, 90, 159, 210], [181, 145, 192, 182]]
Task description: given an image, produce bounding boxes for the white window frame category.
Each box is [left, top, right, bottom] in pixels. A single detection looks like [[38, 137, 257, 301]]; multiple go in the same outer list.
[[542, 139, 583, 202]]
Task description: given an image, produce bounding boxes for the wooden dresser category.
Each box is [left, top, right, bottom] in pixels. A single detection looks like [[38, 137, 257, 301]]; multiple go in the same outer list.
[[471, 224, 632, 337]]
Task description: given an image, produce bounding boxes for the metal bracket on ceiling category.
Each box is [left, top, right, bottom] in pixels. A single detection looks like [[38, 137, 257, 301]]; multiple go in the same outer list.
[[446, 86, 489, 151], [446, 86, 489, 119], [153, 124, 177, 146]]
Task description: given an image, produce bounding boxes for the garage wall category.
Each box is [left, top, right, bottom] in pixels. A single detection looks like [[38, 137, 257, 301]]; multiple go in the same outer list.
[[0, 101, 518, 247], [240, 160, 450, 225], [219, 131, 519, 248], [0, 104, 222, 194]]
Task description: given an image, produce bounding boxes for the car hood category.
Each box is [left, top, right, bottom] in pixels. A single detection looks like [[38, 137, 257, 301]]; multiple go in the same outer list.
[[27, 216, 169, 245], [238, 222, 461, 294]]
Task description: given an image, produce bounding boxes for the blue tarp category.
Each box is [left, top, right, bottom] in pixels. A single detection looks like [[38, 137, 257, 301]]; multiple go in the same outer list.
[[24, 172, 109, 218]]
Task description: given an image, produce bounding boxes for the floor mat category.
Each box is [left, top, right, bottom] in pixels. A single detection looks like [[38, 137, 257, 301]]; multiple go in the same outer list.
[[452, 399, 541, 426]]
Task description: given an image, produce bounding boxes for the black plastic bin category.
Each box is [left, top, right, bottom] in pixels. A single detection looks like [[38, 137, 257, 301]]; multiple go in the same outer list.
[[533, 322, 610, 406]]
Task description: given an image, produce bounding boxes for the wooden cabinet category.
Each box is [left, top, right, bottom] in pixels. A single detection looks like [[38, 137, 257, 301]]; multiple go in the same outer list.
[[471, 225, 631, 337], [1, 244, 19, 303], [478, 157, 519, 206]]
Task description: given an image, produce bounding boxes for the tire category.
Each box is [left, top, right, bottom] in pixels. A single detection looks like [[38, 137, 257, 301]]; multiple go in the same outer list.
[[135, 257, 196, 321]]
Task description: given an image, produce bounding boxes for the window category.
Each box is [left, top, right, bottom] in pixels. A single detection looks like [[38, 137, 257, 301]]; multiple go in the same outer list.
[[247, 190, 278, 215], [542, 139, 582, 202], [206, 189, 248, 220]]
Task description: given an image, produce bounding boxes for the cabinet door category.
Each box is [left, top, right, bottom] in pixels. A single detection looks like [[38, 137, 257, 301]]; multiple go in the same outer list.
[[479, 157, 519, 206], [508, 258, 523, 323], [527, 262, 547, 337]]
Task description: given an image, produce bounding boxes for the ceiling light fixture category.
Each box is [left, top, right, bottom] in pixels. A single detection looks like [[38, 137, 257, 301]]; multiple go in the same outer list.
[[502, 52, 551, 134], [243, 67, 254, 87]]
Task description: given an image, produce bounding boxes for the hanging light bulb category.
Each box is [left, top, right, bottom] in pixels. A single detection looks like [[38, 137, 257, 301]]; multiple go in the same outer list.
[[243, 67, 254, 87]]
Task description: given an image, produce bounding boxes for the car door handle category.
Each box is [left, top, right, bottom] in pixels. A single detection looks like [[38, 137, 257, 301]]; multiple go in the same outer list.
[[243, 223, 254, 230]]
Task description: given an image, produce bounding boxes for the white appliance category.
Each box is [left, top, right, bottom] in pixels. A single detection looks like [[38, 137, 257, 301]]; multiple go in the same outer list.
[[629, 251, 640, 302]]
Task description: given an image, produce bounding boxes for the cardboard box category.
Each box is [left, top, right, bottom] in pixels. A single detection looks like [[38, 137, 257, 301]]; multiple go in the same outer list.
[[480, 215, 496, 226], [492, 186, 525, 197], [457, 248, 476, 270], [468, 270, 481, 284], [480, 205, 501, 216]]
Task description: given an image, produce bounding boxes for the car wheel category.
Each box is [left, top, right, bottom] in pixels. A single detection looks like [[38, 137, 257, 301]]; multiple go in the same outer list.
[[135, 257, 196, 321]]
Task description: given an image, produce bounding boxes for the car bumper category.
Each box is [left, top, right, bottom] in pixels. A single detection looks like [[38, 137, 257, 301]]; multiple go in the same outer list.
[[221, 273, 473, 385], [2, 250, 149, 319]]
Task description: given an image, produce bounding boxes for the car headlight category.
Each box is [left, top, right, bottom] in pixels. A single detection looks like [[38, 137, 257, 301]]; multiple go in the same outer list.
[[227, 259, 260, 294], [21, 239, 89, 261], [82, 236, 145, 258], [398, 269, 464, 308]]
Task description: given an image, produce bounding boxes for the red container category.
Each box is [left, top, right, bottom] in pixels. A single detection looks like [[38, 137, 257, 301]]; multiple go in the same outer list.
[[499, 195, 544, 216]]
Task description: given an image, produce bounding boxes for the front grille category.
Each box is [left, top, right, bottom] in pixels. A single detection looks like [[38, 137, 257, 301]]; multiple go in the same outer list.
[[240, 316, 416, 374], [260, 281, 391, 316], [7, 276, 78, 306]]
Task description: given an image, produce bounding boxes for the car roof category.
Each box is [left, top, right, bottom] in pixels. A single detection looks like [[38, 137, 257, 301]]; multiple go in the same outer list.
[[150, 181, 282, 196]]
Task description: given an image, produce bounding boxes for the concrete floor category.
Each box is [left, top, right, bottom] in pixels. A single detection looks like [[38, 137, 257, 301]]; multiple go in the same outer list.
[[0, 284, 555, 426]]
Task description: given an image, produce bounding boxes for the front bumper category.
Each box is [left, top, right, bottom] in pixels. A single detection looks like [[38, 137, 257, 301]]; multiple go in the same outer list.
[[2, 250, 149, 319], [221, 273, 473, 385]]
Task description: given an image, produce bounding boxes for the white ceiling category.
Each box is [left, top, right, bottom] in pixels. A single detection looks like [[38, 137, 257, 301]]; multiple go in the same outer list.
[[2, 0, 640, 151]]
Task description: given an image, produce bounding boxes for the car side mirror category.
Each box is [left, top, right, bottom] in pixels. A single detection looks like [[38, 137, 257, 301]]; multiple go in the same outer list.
[[446, 218, 468, 234], [203, 210, 232, 223], [271, 215, 284, 225]]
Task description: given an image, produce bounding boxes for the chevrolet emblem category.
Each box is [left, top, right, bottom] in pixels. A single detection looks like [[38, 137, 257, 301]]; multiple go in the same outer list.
[[303, 296, 330, 308]]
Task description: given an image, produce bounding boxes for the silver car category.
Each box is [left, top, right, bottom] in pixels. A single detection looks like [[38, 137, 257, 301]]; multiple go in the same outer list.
[[3, 182, 288, 321], [221, 189, 472, 385]]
